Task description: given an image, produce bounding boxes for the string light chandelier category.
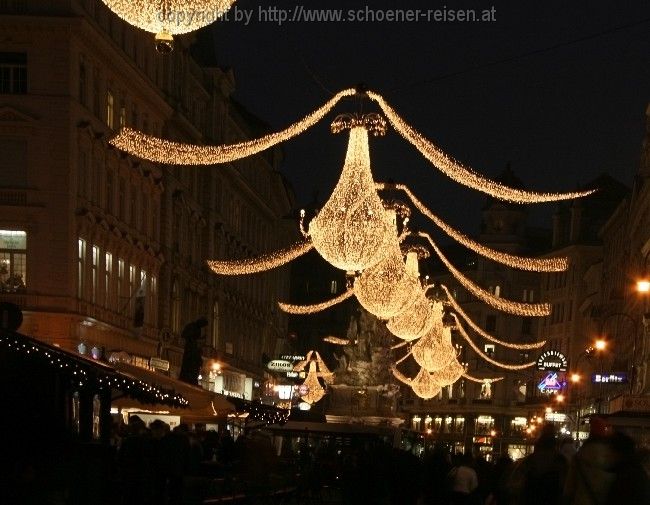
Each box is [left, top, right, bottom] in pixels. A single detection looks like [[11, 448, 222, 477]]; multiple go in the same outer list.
[[305, 117, 394, 272], [111, 89, 355, 162], [207, 240, 313, 275], [392, 366, 442, 400], [429, 357, 466, 388], [101, 1, 237, 52], [300, 361, 326, 404], [354, 209, 421, 319], [411, 324, 457, 373], [386, 289, 436, 341]]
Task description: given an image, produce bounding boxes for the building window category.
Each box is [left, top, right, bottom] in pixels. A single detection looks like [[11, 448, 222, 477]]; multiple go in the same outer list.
[[485, 314, 496, 332], [475, 415, 495, 435], [0, 230, 26, 292], [91, 245, 99, 304], [78, 151, 88, 198], [494, 285, 501, 297], [480, 382, 493, 400], [106, 90, 114, 128], [106, 171, 114, 214], [118, 177, 126, 221], [171, 281, 181, 333], [119, 105, 126, 128], [129, 265, 136, 312], [212, 301, 220, 349], [149, 275, 157, 325], [484, 344, 495, 357], [77, 239, 86, 299], [0, 52, 27, 94], [117, 259, 124, 306], [104, 252, 112, 309], [330, 280, 338, 294]]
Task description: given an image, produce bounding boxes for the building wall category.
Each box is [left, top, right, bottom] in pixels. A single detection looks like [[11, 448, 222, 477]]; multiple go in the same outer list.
[[0, 0, 296, 398]]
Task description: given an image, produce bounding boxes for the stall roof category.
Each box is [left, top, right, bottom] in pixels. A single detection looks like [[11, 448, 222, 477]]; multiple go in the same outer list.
[[111, 361, 234, 418], [0, 330, 188, 408]]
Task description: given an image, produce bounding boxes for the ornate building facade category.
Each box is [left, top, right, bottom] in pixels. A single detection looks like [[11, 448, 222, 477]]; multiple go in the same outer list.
[[0, 0, 295, 400]]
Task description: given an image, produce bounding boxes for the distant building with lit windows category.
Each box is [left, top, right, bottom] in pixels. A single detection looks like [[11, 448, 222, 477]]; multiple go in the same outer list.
[[0, 0, 296, 400]]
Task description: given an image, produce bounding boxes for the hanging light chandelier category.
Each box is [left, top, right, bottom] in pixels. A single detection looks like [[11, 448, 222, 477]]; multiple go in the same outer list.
[[429, 358, 466, 387], [306, 114, 393, 272], [354, 209, 421, 319], [299, 361, 328, 404], [410, 311, 457, 372], [385, 286, 436, 341], [392, 366, 442, 400], [101, 1, 237, 52]]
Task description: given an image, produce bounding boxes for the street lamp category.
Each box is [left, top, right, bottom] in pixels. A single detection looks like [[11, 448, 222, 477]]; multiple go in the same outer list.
[[594, 339, 607, 352], [636, 279, 650, 294]]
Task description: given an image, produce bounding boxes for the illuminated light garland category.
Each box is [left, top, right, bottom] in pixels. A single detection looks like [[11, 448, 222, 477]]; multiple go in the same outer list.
[[323, 336, 350, 345], [101, 1, 236, 35], [307, 125, 393, 271], [429, 358, 466, 387], [367, 91, 596, 204], [391, 366, 442, 400], [300, 361, 326, 404], [110, 89, 355, 164], [429, 238, 551, 316], [451, 314, 536, 370], [386, 286, 437, 341], [463, 373, 505, 384], [207, 240, 313, 276], [377, 182, 568, 272], [354, 211, 421, 319], [441, 285, 546, 350], [277, 288, 354, 315], [390, 341, 409, 350]]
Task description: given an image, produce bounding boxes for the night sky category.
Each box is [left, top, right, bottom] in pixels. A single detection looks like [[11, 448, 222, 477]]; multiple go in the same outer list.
[[209, 0, 650, 235]]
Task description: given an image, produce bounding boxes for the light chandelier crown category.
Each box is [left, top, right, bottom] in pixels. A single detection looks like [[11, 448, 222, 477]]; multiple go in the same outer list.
[[307, 120, 393, 272]]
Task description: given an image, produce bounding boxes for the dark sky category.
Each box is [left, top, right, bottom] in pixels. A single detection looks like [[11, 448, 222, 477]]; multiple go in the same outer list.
[[208, 0, 650, 235]]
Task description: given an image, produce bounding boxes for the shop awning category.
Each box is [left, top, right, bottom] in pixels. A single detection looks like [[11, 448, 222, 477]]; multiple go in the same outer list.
[[111, 361, 234, 420], [0, 330, 189, 408]]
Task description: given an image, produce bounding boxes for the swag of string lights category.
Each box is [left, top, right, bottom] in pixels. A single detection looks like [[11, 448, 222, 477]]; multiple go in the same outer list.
[[112, 87, 594, 205], [101, 1, 238, 51], [277, 288, 354, 315], [207, 240, 313, 276], [111, 89, 356, 164]]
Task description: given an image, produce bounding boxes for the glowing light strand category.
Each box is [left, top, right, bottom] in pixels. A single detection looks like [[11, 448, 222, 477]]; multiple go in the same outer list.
[[376, 182, 568, 272], [278, 288, 354, 315], [451, 314, 536, 370], [207, 240, 313, 276], [367, 91, 595, 204], [110, 89, 355, 164], [428, 238, 551, 316], [463, 373, 505, 384], [441, 285, 546, 350], [323, 336, 350, 345]]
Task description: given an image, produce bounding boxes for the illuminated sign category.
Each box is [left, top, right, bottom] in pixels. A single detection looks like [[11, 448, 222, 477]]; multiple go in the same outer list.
[[267, 360, 294, 372], [536, 350, 568, 371], [150, 357, 170, 371], [279, 354, 306, 362], [537, 372, 565, 392], [592, 372, 627, 384], [545, 412, 567, 422]]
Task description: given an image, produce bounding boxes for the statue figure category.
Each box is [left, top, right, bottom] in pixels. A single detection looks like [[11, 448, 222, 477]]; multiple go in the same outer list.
[[179, 317, 208, 384]]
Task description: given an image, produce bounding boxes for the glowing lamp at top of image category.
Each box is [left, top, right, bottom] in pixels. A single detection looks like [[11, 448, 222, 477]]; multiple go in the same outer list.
[[570, 373, 581, 383], [594, 339, 607, 351], [101, 1, 237, 52]]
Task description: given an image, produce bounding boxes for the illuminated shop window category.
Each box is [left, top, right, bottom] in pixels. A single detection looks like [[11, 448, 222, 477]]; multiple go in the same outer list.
[[0, 230, 26, 292]]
